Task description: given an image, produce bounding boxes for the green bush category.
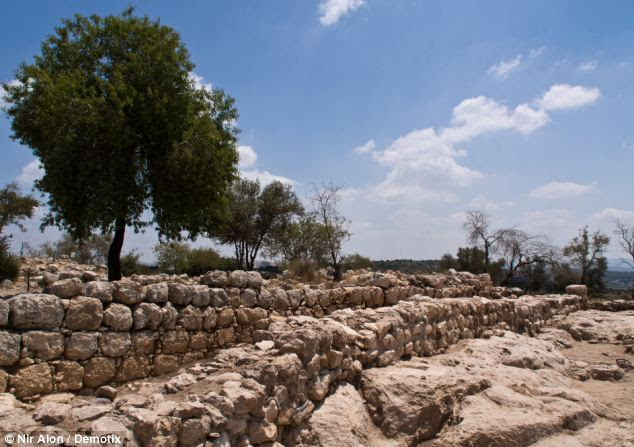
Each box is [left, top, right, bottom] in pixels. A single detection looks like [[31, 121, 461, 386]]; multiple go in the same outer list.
[[0, 240, 21, 281], [341, 253, 374, 271], [187, 248, 221, 276], [121, 250, 151, 276]]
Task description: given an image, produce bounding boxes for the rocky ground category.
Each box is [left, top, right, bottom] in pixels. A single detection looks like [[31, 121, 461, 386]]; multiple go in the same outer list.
[[288, 309, 634, 447], [0, 309, 632, 447]]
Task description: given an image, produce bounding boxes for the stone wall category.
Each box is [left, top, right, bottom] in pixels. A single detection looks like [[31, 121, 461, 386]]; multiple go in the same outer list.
[[0, 292, 582, 447], [0, 269, 538, 399]]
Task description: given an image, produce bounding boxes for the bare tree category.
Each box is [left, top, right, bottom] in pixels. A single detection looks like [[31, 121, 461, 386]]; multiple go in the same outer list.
[[614, 220, 634, 269], [497, 228, 558, 286], [463, 208, 505, 270], [310, 182, 351, 281]]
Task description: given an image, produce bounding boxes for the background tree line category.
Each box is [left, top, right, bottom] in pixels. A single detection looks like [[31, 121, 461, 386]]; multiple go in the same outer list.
[[439, 208, 624, 295]]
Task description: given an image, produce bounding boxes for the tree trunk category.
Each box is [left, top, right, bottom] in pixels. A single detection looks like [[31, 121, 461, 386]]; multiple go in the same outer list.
[[107, 218, 125, 281], [333, 262, 342, 281]]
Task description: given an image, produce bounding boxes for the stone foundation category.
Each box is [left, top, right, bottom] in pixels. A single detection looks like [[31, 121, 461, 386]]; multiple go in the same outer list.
[[0, 268, 574, 399]]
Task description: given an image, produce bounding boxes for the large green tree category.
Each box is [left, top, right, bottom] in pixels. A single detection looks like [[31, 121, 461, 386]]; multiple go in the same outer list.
[[216, 178, 303, 270], [3, 9, 239, 280]]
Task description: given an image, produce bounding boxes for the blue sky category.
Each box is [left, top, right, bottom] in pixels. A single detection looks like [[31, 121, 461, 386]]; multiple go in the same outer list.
[[2, 0, 634, 262]]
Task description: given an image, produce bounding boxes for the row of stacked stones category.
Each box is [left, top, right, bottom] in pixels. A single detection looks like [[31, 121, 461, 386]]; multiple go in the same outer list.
[[0, 268, 523, 399], [9, 292, 584, 446], [216, 293, 582, 446]]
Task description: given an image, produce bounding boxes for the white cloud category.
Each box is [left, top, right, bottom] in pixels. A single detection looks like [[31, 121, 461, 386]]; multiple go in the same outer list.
[[352, 139, 375, 154], [468, 196, 515, 211], [319, 0, 365, 26], [488, 55, 522, 79], [357, 84, 599, 204], [241, 169, 295, 186], [237, 144, 295, 185], [189, 72, 212, 93], [0, 79, 20, 108], [528, 181, 596, 199], [538, 84, 600, 111], [578, 60, 597, 72], [591, 208, 634, 223], [529, 46, 545, 58], [17, 160, 44, 187], [237, 145, 257, 169]]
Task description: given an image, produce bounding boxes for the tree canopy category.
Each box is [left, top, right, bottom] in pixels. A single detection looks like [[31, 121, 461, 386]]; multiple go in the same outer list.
[[3, 8, 239, 280], [563, 226, 610, 292], [0, 182, 38, 239], [215, 178, 303, 270]]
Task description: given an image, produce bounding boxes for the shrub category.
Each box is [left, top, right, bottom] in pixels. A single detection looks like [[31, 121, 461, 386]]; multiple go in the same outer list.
[[121, 250, 150, 276], [187, 248, 221, 276], [341, 253, 374, 271], [0, 239, 21, 281]]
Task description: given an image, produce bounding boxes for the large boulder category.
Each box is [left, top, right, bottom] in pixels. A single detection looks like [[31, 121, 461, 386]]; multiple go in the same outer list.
[[133, 303, 163, 330], [113, 280, 144, 305], [65, 332, 99, 360], [285, 383, 393, 447], [49, 278, 82, 298], [10, 294, 64, 329], [24, 331, 65, 360], [11, 363, 53, 398], [103, 303, 133, 331], [565, 284, 588, 298], [65, 296, 103, 330], [83, 281, 114, 303]]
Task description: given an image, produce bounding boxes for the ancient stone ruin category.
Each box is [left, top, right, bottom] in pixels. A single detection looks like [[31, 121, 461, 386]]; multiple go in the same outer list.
[[0, 259, 632, 446]]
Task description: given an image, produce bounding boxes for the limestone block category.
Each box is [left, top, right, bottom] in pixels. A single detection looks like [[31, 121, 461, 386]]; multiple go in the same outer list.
[[24, 331, 65, 360], [49, 278, 83, 298], [10, 294, 64, 329], [65, 296, 103, 330], [113, 280, 144, 305], [146, 282, 169, 303], [103, 303, 133, 331], [99, 332, 131, 357], [53, 360, 84, 391], [0, 331, 20, 365], [65, 332, 99, 360], [11, 363, 53, 397], [83, 357, 116, 387], [133, 303, 163, 330], [83, 281, 114, 303]]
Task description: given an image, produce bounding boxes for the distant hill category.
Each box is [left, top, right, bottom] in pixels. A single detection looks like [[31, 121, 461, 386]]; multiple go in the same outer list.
[[607, 258, 634, 272], [605, 270, 634, 290], [373, 259, 440, 274]]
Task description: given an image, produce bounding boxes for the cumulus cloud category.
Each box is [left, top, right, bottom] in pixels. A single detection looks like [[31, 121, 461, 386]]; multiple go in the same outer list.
[[241, 169, 295, 186], [591, 207, 634, 223], [189, 72, 212, 92], [355, 84, 599, 204], [17, 160, 44, 187], [538, 84, 600, 111], [528, 181, 596, 199], [237, 145, 295, 185], [237, 145, 258, 169], [319, 0, 365, 26], [488, 55, 522, 79], [352, 139, 376, 154], [578, 60, 597, 72]]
